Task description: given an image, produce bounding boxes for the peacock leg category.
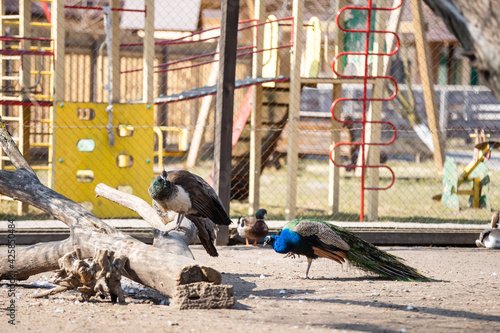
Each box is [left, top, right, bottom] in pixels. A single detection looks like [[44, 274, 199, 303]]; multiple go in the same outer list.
[[304, 257, 313, 279], [175, 213, 184, 231]]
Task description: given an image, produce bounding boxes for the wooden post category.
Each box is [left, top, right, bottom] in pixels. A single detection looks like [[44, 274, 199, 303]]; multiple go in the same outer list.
[[460, 57, 471, 85], [0, 1, 5, 176], [143, 0, 154, 104], [249, 0, 265, 216], [18, 0, 32, 215], [159, 47, 169, 125], [286, 0, 304, 220], [328, 84, 342, 216], [18, 101, 30, 217], [328, 0, 346, 216], [20, 0, 31, 92], [214, 0, 240, 245], [185, 49, 219, 169], [89, 37, 99, 102], [365, 0, 403, 221], [110, 0, 121, 103], [382, 0, 404, 74], [411, 0, 444, 172], [52, 0, 65, 189], [364, 6, 388, 222]]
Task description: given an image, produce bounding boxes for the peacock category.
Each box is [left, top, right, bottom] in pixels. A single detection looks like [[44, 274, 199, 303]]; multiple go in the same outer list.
[[237, 208, 269, 246], [264, 219, 431, 281], [149, 170, 232, 231]]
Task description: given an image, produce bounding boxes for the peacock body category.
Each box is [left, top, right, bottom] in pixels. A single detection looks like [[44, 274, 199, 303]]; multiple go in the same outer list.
[[265, 219, 431, 281]]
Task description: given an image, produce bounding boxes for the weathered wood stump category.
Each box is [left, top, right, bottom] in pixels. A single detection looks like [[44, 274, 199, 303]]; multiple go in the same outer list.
[[34, 248, 127, 303]]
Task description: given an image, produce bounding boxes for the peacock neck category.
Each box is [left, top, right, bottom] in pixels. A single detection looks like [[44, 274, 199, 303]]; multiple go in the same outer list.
[[155, 181, 177, 201], [272, 229, 297, 254]]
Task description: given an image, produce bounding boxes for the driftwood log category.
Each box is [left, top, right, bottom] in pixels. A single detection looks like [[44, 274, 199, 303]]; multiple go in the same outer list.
[[33, 248, 127, 303], [95, 183, 220, 258], [0, 119, 234, 309]]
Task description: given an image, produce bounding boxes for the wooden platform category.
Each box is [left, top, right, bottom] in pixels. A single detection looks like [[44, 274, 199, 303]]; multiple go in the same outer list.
[[0, 219, 488, 247]]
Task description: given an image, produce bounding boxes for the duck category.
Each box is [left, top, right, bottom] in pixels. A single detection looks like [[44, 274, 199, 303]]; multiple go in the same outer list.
[[148, 170, 233, 231], [476, 211, 500, 248], [237, 208, 269, 246]]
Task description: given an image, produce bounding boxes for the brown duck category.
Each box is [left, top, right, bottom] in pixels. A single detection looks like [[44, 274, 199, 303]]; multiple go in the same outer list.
[[237, 208, 269, 246]]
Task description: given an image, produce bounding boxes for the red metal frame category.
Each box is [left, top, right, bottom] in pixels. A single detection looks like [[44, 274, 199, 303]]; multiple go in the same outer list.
[[329, 0, 402, 221], [0, 49, 53, 56], [0, 36, 52, 42], [0, 100, 52, 107]]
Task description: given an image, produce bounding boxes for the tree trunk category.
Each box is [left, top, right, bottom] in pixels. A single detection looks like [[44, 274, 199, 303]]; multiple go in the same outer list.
[[423, 0, 500, 100]]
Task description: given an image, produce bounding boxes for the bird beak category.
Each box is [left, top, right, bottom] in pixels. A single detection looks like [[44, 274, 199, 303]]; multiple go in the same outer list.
[[160, 170, 167, 180]]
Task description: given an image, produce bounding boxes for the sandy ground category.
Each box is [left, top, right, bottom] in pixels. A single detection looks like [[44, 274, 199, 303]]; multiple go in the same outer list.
[[1, 245, 499, 333]]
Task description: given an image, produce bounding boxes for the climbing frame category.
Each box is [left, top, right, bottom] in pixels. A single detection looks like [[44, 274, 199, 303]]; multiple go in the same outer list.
[[55, 103, 154, 217]]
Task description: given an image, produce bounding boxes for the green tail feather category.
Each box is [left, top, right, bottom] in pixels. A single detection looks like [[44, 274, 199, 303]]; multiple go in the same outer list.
[[304, 219, 432, 282]]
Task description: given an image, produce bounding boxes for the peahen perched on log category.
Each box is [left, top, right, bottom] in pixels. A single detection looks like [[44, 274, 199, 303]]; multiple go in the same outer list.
[[149, 170, 232, 231], [265, 219, 431, 281]]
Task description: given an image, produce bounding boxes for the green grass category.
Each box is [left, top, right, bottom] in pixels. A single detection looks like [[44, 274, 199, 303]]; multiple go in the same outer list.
[[229, 158, 496, 224], [0, 201, 52, 221], [0, 169, 53, 220], [1, 158, 496, 225]]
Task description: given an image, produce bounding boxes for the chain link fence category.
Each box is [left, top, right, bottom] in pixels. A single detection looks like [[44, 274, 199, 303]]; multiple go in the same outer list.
[[0, 0, 498, 227]]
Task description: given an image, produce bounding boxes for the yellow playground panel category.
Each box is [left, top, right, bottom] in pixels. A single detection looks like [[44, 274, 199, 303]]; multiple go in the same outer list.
[[55, 103, 154, 218], [153, 126, 188, 172], [303, 17, 321, 78]]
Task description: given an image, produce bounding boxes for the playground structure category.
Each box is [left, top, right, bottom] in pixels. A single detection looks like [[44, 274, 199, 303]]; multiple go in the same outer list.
[[433, 129, 500, 211], [0, 0, 448, 222]]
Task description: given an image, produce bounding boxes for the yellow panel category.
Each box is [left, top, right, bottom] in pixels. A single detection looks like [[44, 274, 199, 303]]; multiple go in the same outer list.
[[55, 102, 154, 218], [262, 15, 279, 88], [303, 17, 322, 78]]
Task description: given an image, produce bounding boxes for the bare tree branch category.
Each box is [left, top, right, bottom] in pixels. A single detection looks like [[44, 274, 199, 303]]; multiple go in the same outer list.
[[0, 118, 35, 175]]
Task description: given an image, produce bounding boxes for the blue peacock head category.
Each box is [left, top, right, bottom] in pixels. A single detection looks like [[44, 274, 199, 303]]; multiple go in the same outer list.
[[264, 235, 278, 247]]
